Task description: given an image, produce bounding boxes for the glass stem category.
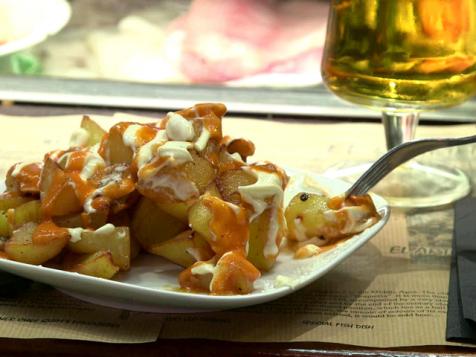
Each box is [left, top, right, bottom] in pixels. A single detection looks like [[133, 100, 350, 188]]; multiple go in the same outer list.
[[382, 111, 419, 150]]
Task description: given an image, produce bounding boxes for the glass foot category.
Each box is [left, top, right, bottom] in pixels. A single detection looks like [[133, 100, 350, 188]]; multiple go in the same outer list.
[[324, 161, 471, 208]]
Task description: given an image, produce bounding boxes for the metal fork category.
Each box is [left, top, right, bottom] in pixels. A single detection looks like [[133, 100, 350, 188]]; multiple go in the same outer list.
[[345, 134, 476, 197]]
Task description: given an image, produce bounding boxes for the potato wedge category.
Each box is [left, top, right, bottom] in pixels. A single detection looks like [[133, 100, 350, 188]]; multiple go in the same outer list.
[[67, 225, 130, 270], [155, 182, 221, 223], [5, 162, 42, 194], [180, 251, 260, 295], [137, 150, 215, 205], [64, 251, 119, 279], [285, 193, 330, 242], [188, 198, 214, 242], [247, 207, 286, 271], [0, 192, 33, 211], [80, 116, 106, 147], [155, 201, 191, 223], [53, 210, 109, 231], [131, 197, 187, 250], [5, 222, 69, 265], [109, 211, 140, 260], [210, 251, 260, 295], [0, 200, 43, 238], [0, 212, 10, 238], [183, 151, 216, 194], [53, 213, 84, 228], [179, 259, 216, 293], [189, 195, 249, 257], [12, 200, 41, 229], [216, 168, 256, 205], [40, 159, 82, 217], [107, 124, 133, 165], [149, 230, 213, 267]]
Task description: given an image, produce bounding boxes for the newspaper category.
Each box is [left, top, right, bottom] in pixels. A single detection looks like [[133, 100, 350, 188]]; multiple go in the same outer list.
[[0, 112, 474, 346]]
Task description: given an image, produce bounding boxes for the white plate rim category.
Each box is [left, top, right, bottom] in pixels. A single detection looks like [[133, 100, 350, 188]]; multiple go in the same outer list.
[[0, 0, 71, 57]]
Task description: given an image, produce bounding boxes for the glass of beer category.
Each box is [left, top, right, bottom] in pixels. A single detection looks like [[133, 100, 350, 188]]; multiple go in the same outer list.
[[321, 0, 476, 207]]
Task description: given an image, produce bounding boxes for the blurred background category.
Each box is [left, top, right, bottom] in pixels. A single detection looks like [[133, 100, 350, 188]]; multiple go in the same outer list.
[[0, 0, 328, 86], [0, 0, 474, 120]]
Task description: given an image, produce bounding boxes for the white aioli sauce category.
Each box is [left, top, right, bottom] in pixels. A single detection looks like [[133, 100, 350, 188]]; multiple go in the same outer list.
[[94, 223, 116, 235], [122, 124, 142, 150], [144, 173, 198, 201], [341, 206, 377, 234], [165, 112, 194, 141], [191, 262, 216, 276], [194, 127, 210, 152], [238, 169, 283, 220], [158, 141, 193, 165], [83, 187, 105, 214], [68, 223, 117, 243], [67, 227, 83, 243], [79, 152, 106, 181], [136, 130, 168, 169]]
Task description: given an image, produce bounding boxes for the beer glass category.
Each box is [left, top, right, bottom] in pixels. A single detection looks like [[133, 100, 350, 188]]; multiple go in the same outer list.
[[321, 0, 476, 207]]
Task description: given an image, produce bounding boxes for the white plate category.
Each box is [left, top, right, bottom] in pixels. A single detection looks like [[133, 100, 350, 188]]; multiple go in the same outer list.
[[0, 170, 389, 312], [0, 0, 71, 56]]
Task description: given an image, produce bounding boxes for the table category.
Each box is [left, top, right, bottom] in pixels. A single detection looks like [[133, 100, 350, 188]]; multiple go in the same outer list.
[[0, 102, 475, 356]]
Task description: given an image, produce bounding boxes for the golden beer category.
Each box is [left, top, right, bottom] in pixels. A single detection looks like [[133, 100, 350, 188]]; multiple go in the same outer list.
[[322, 0, 476, 110]]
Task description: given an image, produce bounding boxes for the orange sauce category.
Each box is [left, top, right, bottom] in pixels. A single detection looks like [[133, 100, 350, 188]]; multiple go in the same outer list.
[[327, 195, 344, 210], [10, 163, 42, 193], [137, 155, 169, 179], [328, 194, 378, 217], [32, 220, 69, 245], [63, 151, 88, 171], [103, 175, 135, 200], [68, 172, 95, 205], [41, 169, 68, 217], [98, 133, 109, 160], [210, 251, 260, 295], [113, 122, 133, 135], [179, 260, 214, 293], [203, 113, 222, 139], [202, 195, 248, 257], [177, 103, 227, 120], [201, 139, 220, 167], [89, 196, 110, 212], [172, 103, 224, 140], [135, 125, 157, 147], [251, 162, 289, 189], [223, 137, 255, 161], [44, 150, 65, 161]]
